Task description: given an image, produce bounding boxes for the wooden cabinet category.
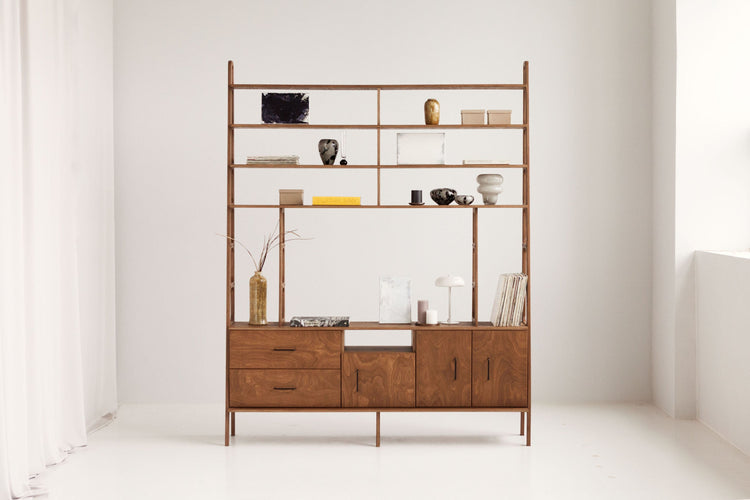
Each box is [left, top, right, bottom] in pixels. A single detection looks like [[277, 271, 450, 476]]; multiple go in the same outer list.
[[416, 331, 471, 407], [342, 350, 415, 408], [472, 330, 529, 407]]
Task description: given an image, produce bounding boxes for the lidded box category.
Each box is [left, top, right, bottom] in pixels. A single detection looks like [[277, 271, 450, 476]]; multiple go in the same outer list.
[[461, 109, 485, 125], [487, 110, 512, 125], [279, 189, 304, 205]]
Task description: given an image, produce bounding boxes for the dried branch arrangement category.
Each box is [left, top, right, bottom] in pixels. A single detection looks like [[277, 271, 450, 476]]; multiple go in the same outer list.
[[219, 220, 308, 272]]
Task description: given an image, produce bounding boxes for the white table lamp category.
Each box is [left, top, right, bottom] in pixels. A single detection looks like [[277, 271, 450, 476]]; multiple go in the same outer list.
[[435, 275, 465, 325]]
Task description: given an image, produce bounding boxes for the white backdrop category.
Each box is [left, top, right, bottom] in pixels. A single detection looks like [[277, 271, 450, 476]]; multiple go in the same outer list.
[[114, 0, 653, 404]]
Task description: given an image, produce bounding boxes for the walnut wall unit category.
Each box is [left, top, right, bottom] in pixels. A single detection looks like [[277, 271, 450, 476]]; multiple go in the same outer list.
[[225, 61, 531, 446]]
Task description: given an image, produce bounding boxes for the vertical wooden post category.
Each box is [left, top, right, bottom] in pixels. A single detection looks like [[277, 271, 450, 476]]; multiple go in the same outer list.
[[225, 60, 235, 447], [279, 208, 285, 324], [377, 88, 381, 206], [472, 207, 479, 325], [231, 412, 236, 436], [522, 61, 531, 446], [520, 412, 525, 435]]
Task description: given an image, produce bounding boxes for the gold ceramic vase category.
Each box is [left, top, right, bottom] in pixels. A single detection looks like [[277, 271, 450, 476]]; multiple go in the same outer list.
[[424, 98, 440, 125], [249, 271, 267, 325]]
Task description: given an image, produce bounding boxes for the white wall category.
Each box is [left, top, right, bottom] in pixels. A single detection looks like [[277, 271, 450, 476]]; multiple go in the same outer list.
[[652, 0, 750, 418], [114, 0, 653, 403], [695, 251, 750, 456]]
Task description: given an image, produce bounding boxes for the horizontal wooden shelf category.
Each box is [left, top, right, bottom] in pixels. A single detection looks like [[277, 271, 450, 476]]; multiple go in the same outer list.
[[232, 123, 526, 130], [228, 407, 530, 413], [230, 204, 526, 209], [229, 321, 528, 331], [231, 83, 526, 91], [232, 163, 527, 169]]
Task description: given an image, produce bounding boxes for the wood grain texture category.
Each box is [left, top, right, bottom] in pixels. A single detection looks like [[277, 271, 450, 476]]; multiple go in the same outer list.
[[472, 330, 528, 407], [229, 330, 341, 369], [416, 331, 471, 407], [342, 352, 415, 408], [229, 369, 340, 407]]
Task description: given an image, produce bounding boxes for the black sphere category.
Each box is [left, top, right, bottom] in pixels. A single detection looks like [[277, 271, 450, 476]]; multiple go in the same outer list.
[[339, 158, 348, 165]]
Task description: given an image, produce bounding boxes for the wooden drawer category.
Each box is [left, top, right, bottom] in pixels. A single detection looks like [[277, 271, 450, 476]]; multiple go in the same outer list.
[[229, 369, 341, 408], [342, 350, 415, 408], [229, 330, 342, 369]]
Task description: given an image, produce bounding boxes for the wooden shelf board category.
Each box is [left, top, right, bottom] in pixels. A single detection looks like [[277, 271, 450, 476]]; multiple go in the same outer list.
[[230, 204, 527, 209], [227, 406, 530, 412], [232, 123, 526, 130], [231, 83, 526, 91], [229, 321, 528, 331], [232, 163, 527, 169]]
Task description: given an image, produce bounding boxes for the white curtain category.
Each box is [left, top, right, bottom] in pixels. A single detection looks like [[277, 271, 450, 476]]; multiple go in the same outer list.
[[0, 0, 116, 498]]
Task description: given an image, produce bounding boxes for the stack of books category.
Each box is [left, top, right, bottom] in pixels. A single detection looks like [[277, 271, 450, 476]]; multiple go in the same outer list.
[[312, 196, 361, 206], [490, 273, 528, 327], [246, 155, 299, 165]]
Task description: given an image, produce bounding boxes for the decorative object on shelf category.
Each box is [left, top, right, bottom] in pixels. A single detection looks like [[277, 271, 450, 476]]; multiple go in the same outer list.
[[487, 109, 511, 125], [490, 273, 528, 327], [312, 196, 360, 205], [318, 139, 339, 165], [476, 173, 504, 205], [461, 109, 485, 125], [261, 93, 309, 124], [424, 98, 440, 125], [425, 309, 438, 325], [339, 131, 348, 165], [289, 316, 350, 327], [397, 133, 446, 165], [455, 195, 474, 205], [410, 190, 424, 205], [379, 277, 412, 324], [249, 271, 267, 325], [417, 299, 429, 324], [430, 188, 457, 205], [435, 275, 465, 325], [219, 221, 308, 326], [279, 189, 304, 205], [246, 155, 300, 165]]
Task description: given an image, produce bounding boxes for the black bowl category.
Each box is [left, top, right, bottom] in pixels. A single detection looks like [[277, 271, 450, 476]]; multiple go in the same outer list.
[[430, 188, 457, 205]]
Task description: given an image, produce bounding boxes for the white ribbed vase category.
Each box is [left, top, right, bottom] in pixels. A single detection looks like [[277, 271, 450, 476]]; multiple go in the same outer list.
[[476, 174, 504, 205]]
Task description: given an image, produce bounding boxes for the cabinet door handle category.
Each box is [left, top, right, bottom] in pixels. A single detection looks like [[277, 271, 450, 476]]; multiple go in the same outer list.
[[273, 387, 296, 391], [355, 369, 359, 392], [453, 357, 457, 381], [486, 357, 491, 381], [273, 347, 296, 352]]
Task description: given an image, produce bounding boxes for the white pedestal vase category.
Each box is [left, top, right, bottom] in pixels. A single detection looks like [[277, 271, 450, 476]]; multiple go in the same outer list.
[[476, 173, 504, 205]]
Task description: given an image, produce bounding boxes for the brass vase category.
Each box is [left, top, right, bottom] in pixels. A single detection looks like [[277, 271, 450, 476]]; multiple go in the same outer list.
[[249, 271, 267, 325], [424, 98, 440, 125]]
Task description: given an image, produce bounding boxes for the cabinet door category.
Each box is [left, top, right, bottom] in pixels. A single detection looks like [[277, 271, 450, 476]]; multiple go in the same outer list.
[[342, 351, 415, 408], [416, 331, 471, 407], [472, 330, 528, 407]]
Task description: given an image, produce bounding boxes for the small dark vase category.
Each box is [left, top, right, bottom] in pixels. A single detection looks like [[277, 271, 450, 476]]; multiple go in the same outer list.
[[430, 188, 457, 205], [318, 139, 339, 165]]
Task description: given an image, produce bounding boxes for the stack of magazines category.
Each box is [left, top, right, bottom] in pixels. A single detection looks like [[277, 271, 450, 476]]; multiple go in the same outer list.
[[246, 155, 300, 165], [490, 273, 528, 327]]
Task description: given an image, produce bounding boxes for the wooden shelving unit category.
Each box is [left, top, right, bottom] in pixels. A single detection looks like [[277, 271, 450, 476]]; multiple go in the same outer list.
[[225, 61, 531, 447]]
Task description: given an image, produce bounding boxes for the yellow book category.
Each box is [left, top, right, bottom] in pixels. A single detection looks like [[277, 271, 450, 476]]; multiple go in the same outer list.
[[312, 196, 361, 206]]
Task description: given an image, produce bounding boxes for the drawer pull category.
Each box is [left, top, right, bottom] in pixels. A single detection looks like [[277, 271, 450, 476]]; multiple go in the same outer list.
[[355, 369, 359, 392], [273, 347, 296, 352], [273, 387, 297, 391], [486, 357, 491, 381], [453, 357, 457, 381]]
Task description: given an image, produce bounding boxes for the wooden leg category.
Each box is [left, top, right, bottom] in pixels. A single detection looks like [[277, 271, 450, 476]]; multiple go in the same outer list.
[[224, 411, 230, 446], [526, 411, 531, 446], [520, 412, 525, 435], [376, 412, 381, 447], [231, 411, 236, 436]]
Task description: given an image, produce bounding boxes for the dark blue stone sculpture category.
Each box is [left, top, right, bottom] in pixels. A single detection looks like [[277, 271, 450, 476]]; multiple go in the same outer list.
[[262, 93, 309, 124]]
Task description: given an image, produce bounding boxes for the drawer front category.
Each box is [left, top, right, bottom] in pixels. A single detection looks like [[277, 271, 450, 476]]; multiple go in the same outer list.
[[229, 369, 341, 408], [229, 330, 342, 369], [342, 351, 415, 408]]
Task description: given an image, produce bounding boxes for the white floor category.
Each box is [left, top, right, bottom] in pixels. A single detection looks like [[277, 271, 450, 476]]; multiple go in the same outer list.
[[38, 404, 750, 500]]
